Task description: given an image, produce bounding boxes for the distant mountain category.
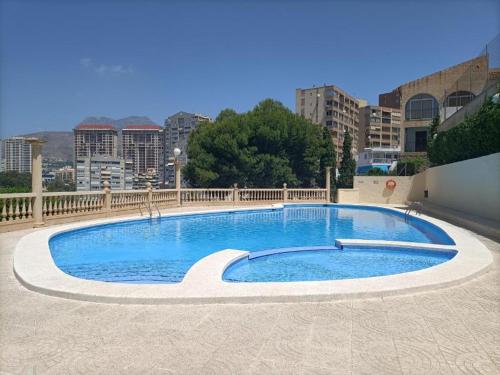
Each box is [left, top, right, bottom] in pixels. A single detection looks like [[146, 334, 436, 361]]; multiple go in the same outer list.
[[21, 131, 73, 161], [18, 116, 159, 161], [79, 116, 158, 130]]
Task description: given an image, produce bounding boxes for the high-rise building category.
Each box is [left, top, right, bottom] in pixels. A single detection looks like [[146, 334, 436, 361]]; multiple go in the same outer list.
[[163, 112, 211, 186], [122, 125, 163, 186], [76, 156, 133, 191], [73, 124, 118, 167], [358, 105, 401, 152], [380, 55, 493, 154], [295, 85, 360, 164], [0, 137, 32, 173]]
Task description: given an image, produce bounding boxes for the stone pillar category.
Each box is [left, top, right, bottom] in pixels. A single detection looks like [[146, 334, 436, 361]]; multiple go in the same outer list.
[[175, 160, 181, 206], [103, 180, 112, 212], [233, 183, 239, 204], [325, 167, 332, 203], [283, 183, 288, 203], [27, 138, 45, 227]]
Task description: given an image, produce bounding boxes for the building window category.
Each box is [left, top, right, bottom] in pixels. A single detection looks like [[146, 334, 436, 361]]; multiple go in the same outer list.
[[326, 120, 333, 127], [326, 100, 333, 106], [405, 94, 439, 120], [326, 110, 332, 116], [444, 91, 475, 107]]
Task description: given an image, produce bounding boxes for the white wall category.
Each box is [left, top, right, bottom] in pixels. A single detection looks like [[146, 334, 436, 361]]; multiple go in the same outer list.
[[350, 153, 500, 224], [353, 176, 414, 204], [423, 153, 500, 222]]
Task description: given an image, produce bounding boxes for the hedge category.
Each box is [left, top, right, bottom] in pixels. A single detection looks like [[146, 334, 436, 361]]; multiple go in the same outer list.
[[427, 96, 500, 166]]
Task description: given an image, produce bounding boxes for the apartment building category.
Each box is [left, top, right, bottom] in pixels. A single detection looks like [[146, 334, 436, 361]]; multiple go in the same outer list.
[[122, 125, 163, 185], [76, 156, 133, 191], [0, 137, 32, 173], [163, 112, 211, 186], [380, 55, 492, 154], [73, 124, 118, 166], [295, 85, 360, 164], [358, 105, 401, 152]]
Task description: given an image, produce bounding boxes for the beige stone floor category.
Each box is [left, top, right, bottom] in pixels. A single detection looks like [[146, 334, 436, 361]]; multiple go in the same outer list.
[[1, 224, 499, 374]]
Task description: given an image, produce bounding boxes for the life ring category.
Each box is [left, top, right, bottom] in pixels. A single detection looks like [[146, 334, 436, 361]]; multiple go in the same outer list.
[[386, 179, 397, 190]]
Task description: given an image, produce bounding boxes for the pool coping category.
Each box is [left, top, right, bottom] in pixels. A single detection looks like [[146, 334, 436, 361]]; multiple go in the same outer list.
[[13, 204, 493, 304]]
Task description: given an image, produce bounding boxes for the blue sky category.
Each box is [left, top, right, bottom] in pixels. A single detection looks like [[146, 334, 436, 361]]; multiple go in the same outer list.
[[0, 0, 498, 137]]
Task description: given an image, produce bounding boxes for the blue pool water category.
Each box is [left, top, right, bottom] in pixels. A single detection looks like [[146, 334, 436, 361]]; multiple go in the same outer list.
[[49, 205, 455, 284], [223, 246, 457, 282]]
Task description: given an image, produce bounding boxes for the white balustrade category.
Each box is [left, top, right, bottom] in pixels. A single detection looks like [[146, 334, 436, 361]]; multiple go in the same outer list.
[[151, 189, 178, 207], [0, 193, 35, 223], [181, 189, 234, 204], [42, 192, 105, 217], [1, 187, 328, 229], [238, 189, 284, 202], [288, 189, 327, 201], [111, 190, 148, 210]]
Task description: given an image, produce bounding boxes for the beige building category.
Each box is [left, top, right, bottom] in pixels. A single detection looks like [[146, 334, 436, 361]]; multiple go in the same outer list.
[[380, 55, 491, 154], [358, 105, 401, 152], [164, 112, 211, 187], [122, 125, 163, 182], [296, 85, 360, 163], [0, 137, 32, 173], [73, 124, 118, 166], [76, 155, 133, 191]]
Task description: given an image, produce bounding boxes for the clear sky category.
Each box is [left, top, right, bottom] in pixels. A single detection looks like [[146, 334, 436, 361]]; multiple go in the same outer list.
[[0, 0, 498, 137]]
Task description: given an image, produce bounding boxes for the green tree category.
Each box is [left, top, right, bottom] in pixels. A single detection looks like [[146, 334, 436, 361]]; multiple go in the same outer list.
[[0, 171, 31, 193], [428, 116, 440, 140], [46, 178, 75, 192], [183, 99, 336, 188], [337, 129, 356, 188]]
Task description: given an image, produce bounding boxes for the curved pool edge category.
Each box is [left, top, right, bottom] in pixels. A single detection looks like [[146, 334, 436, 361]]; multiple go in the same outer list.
[[13, 204, 494, 304]]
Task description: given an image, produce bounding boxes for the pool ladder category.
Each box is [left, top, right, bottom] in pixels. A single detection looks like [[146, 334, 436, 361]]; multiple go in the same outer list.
[[404, 201, 423, 221], [139, 201, 161, 218]]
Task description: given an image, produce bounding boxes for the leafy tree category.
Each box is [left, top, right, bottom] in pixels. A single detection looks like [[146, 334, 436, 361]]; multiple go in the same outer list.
[[183, 99, 336, 188], [0, 171, 31, 193], [46, 178, 75, 192], [428, 116, 440, 140], [337, 129, 356, 188]]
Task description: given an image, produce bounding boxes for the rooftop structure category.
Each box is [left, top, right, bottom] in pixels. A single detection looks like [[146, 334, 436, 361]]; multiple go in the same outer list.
[[356, 146, 401, 175]]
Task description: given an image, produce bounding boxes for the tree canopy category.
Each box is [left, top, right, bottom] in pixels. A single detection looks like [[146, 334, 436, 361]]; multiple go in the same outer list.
[[183, 99, 336, 188], [0, 171, 31, 193], [337, 129, 356, 188]]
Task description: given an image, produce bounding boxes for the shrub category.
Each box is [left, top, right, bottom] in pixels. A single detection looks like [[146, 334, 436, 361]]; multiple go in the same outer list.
[[427, 96, 500, 166], [366, 167, 387, 176]]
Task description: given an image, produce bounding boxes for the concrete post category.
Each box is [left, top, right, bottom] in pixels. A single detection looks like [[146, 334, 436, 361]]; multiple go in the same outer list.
[[103, 180, 112, 212], [175, 160, 181, 206], [27, 138, 45, 227], [233, 183, 239, 204], [325, 167, 332, 203], [283, 183, 288, 203]]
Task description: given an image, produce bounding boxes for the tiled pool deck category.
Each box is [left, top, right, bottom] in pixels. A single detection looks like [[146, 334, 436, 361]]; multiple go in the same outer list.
[[1, 207, 499, 374]]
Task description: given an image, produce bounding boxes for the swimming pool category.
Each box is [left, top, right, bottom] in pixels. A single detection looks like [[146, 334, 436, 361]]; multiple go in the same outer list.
[[49, 205, 456, 284]]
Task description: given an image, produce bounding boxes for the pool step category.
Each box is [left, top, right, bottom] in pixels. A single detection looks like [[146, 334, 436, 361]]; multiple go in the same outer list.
[[248, 246, 340, 260]]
